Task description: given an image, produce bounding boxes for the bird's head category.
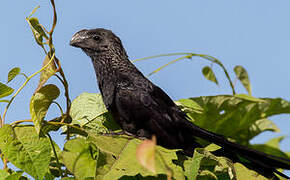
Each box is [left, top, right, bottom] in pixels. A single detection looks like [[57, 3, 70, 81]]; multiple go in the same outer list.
[[70, 28, 124, 57]]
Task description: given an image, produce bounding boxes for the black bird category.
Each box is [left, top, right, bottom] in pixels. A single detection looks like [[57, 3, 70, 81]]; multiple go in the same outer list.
[[70, 28, 290, 179]]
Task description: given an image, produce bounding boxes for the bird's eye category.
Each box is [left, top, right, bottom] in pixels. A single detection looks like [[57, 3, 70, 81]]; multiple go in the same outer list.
[[93, 36, 101, 41]]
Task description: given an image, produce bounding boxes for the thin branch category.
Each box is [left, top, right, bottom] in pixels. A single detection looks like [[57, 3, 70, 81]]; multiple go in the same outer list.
[[148, 55, 192, 76], [46, 121, 86, 134], [55, 59, 71, 114], [47, 133, 63, 178], [54, 73, 65, 85], [49, 0, 57, 35], [10, 119, 33, 126], [132, 52, 193, 63], [133, 52, 236, 95], [196, 54, 236, 95], [48, 0, 57, 50], [20, 73, 29, 79], [52, 101, 64, 116]]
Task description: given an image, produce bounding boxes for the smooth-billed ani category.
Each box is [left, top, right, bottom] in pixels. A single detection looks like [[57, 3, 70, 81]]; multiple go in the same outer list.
[[70, 28, 290, 179]]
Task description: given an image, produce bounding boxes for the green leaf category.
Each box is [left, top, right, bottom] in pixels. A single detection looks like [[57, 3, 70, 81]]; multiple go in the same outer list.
[[87, 134, 184, 180], [87, 134, 131, 156], [184, 148, 234, 180], [234, 163, 267, 180], [234, 65, 252, 95], [28, 17, 48, 45], [7, 67, 21, 83], [205, 144, 222, 152], [0, 82, 14, 99], [0, 100, 9, 103], [5, 171, 24, 180], [184, 150, 203, 179], [251, 137, 290, 161], [176, 98, 204, 115], [61, 138, 98, 180], [44, 172, 55, 180], [0, 125, 51, 179], [69, 93, 119, 133], [202, 66, 218, 85], [35, 55, 58, 92], [177, 95, 290, 145], [0, 170, 9, 179], [30, 84, 60, 134]]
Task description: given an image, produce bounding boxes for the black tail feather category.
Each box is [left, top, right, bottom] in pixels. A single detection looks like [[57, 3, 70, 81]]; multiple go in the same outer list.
[[182, 121, 290, 179]]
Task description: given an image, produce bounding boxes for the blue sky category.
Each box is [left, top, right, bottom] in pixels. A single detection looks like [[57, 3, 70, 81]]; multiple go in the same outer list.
[[1, 0, 290, 176]]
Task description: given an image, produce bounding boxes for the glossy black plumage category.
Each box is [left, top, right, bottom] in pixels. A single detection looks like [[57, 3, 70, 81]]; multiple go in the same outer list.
[[70, 28, 290, 179]]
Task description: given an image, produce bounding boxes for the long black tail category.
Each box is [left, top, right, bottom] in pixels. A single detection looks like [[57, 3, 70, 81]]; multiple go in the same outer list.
[[182, 120, 290, 179]]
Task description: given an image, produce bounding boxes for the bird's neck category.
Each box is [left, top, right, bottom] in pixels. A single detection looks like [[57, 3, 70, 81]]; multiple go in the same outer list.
[[91, 50, 141, 87]]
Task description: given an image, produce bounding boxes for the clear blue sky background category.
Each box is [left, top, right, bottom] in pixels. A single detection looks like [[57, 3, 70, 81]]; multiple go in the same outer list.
[[1, 0, 290, 177]]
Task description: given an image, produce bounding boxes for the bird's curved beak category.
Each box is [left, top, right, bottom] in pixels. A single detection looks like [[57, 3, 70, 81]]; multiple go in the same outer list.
[[70, 29, 88, 47]]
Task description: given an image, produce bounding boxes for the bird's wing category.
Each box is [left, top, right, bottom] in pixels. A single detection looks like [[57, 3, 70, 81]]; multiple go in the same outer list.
[[114, 81, 192, 148]]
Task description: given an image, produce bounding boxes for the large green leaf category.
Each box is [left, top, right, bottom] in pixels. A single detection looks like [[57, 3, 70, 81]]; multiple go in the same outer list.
[[69, 93, 119, 133], [0, 82, 14, 99], [0, 125, 51, 180], [61, 138, 98, 180], [87, 134, 184, 180], [177, 95, 290, 145], [30, 84, 60, 133]]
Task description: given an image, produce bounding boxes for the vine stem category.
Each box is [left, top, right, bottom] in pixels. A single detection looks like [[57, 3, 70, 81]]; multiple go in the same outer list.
[[10, 119, 33, 126], [132, 52, 193, 63], [47, 133, 63, 178], [196, 54, 236, 95], [1, 53, 55, 127], [133, 52, 236, 95], [148, 55, 192, 76]]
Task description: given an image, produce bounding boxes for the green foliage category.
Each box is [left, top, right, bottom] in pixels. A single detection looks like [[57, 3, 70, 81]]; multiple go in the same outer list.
[[177, 95, 290, 146], [0, 125, 51, 179], [0, 1, 289, 180]]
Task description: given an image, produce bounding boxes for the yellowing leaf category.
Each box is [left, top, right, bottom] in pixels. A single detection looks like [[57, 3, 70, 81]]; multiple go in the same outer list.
[[35, 55, 58, 93], [136, 136, 156, 173]]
